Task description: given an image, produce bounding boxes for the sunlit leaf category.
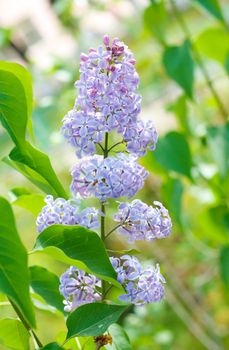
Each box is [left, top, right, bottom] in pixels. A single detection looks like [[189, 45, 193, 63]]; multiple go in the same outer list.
[[0, 319, 30, 350], [163, 40, 194, 98], [195, 27, 229, 64], [207, 124, 229, 178], [0, 197, 36, 328], [13, 193, 45, 216], [66, 303, 128, 338]]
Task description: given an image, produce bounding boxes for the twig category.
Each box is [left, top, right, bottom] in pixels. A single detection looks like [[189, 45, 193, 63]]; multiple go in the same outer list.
[[9, 299, 43, 349]]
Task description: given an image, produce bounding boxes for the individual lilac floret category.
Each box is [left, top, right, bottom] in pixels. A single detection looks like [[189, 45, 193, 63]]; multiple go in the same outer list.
[[114, 200, 171, 242], [70, 154, 148, 202], [110, 255, 165, 305], [36, 195, 100, 233], [123, 120, 158, 156], [62, 35, 141, 156], [59, 266, 101, 312], [62, 109, 104, 157]]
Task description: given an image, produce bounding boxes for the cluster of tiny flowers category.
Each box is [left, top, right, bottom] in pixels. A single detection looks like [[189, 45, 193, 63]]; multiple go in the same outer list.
[[36, 195, 100, 233], [59, 266, 101, 312], [123, 120, 158, 156], [110, 255, 165, 305], [114, 199, 172, 242], [70, 154, 148, 202], [62, 35, 157, 157]]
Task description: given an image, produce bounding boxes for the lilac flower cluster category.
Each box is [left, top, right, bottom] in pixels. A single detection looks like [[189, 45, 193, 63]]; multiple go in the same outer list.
[[59, 255, 165, 310], [70, 154, 148, 202], [62, 35, 157, 157], [36, 195, 100, 233], [59, 266, 101, 312], [114, 199, 172, 242], [110, 255, 165, 305], [123, 120, 158, 156], [55, 36, 171, 313]]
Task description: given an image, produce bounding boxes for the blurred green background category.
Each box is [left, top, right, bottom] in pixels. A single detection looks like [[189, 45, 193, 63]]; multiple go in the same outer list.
[[0, 0, 229, 349]]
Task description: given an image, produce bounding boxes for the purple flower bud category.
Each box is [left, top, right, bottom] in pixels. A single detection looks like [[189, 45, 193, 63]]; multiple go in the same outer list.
[[70, 154, 148, 201], [103, 34, 110, 47], [110, 255, 165, 305], [36, 195, 100, 233], [59, 266, 101, 312], [114, 199, 171, 242]]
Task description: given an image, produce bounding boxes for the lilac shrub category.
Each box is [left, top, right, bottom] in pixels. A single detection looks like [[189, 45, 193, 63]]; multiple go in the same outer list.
[[37, 36, 172, 314]]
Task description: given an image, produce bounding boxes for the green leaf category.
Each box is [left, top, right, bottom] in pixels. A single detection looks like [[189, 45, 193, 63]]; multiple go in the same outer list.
[[13, 193, 45, 216], [207, 124, 229, 178], [225, 53, 229, 74], [4, 141, 67, 198], [162, 178, 183, 225], [0, 61, 66, 198], [0, 197, 36, 328], [0, 318, 30, 350], [0, 28, 12, 48], [105, 323, 131, 350], [10, 187, 31, 198], [0, 61, 32, 147], [144, 3, 168, 44], [41, 343, 64, 350], [195, 0, 224, 22], [154, 132, 192, 178], [168, 95, 190, 134], [195, 27, 229, 64], [29, 265, 65, 314], [66, 303, 128, 338], [107, 249, 141, 256], [33, 225, 118, 286], [163, 40, 194, 98], [220, 246, 229, 289]]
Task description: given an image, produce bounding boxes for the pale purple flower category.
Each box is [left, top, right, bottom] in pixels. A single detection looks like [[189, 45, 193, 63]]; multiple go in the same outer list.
[[123, 120, 158, 156], [70, 154, 148, 202], [114, 200, 172, 242], [110, 255, 165, 305], [36, 195, 100, 233], [59, 266, 101, 312]]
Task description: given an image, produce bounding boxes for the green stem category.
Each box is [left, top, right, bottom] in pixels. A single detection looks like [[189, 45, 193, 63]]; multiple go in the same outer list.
[[170, 0, 228, 121], [9, 299, 43, 349], [101, 132, 109, 299]]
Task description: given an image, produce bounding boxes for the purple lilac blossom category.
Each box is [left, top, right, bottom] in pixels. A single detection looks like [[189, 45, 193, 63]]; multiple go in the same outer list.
[[62, 109, 104, 157], [70, 154, 148, 202], [110, 255, 165, 305], [62, 35, 142, 157], [123, 120, 158, 156], [114, 200, 172, 242], [36, 195, 100, 233], [59, 266, 101, 312]]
